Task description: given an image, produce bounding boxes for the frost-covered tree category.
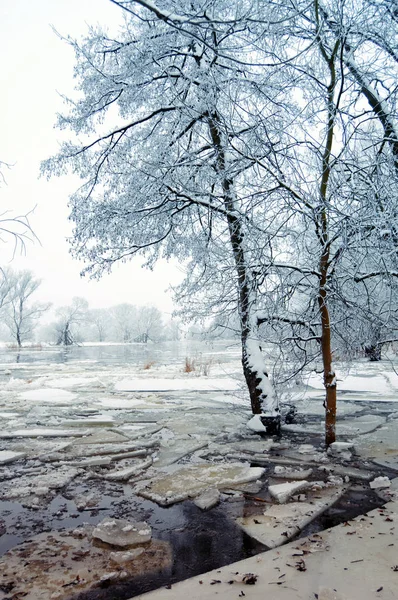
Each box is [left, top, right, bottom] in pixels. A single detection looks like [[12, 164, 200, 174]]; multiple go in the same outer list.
[[42, 0, 398, 443], [4, 270, 50, 347], [135, 305, 163, 343], [0, 268, 14, 312], [54, 297, 89, 345], [88, 307, 110, 342], [252, 0, 398, 443], [1, 161, 37, 255], [42, 0, 307, 433], [111, 303, 137, 343]]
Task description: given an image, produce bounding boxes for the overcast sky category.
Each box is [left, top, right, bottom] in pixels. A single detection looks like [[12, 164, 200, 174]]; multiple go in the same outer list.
[[1, 0, 182, 314]]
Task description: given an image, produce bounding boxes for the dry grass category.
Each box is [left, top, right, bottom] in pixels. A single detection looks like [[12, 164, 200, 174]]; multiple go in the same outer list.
[[5, 343, 43, 351], [143, 360, 155, 370], [183, 357, 196, 373]]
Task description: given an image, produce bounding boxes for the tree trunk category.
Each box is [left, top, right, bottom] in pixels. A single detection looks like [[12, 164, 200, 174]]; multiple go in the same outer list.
[[318, 280, 337, 446], [365, 344, 382, 361], [314, 8, 339, 446], [207, 112, 280, 433]]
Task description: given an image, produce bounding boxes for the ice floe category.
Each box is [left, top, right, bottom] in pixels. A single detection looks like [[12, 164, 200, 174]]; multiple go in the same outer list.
[[236, 486, 347, 548], [134, 463, 265, 506], [115, 377, 240, 392], [19, 388, 77, 404]]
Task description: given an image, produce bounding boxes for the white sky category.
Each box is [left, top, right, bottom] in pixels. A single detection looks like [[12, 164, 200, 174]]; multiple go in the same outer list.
[[1, 0, 182, 315]]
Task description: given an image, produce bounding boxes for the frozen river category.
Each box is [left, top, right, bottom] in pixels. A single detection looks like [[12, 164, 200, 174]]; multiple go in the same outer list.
[[0, 341, 397, 599]]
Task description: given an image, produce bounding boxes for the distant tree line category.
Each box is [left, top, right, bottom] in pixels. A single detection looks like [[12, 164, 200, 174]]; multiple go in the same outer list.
[[0, 269, 181, 346]]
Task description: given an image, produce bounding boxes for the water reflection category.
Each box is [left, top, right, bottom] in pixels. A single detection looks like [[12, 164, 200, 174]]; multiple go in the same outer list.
[[0, 341, 240, 369]]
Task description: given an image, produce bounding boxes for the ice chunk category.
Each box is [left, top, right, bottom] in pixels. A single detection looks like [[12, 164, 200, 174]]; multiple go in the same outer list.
[[327, 442, 355, 456], [268, 480, 310, 503], [103, 458, 153, 481], [193, 488, 220, 510], [134, 463, 265, 506], [19, 388, 77, 404], [0, 450, 26, 465], [0, 428, 90, 438], [247, 414, 266, 433], [298, 444, 316, 454], [369, 476, 391, 489], [109, 548, 145, 564], [236, 486, 346, 548], [92, 518, 152, 547], [273, 467, 313, 480], [115, 378, 240, 392]]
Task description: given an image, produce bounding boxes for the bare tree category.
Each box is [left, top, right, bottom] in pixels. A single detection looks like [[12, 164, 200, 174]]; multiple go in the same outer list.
[[111, 304, 137, 343], [55, 297, 89, 345], [0, 268, 14, 312], [0, 161, 37, 256], [4, 270, 50, 347], [88, 308, 110, 342], [135, 305, 163, 343]]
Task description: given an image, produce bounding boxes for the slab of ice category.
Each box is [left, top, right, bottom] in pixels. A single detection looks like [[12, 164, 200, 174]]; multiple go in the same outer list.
[[92, 518, 152, 547], [44, 376, 101, 388], [19, 388, 77, 404], [283, 415, 385, 436], [371, 457, 398, 472], [273, 467, 313, 480], [0, 450, 26, 464], [134, 463, 265, 506], [0, 466, 80, 501], [326, 465, 374, 481], [236, 486, 346, 548], [370, 476, 391, 489], [0, 412, 21, 419], [295, 400, 362, 417], [355, 418, 398, 459], [60, 416, 116, 427], [69, 430, 131, 445], [231, 440, 276, 453], [268, 480, 310, 503], [109, 548, 145, 564], [327, 442, 355, 456], [247, 414, 266, 432], [193, 488, 220, 510], [67, 440, 157, 458], [103, 458, 153, 481], [155, 441, 209, 467], [0, 428, 90, 438], [96, 397, 147, 409], [115, 378, 240, 392]]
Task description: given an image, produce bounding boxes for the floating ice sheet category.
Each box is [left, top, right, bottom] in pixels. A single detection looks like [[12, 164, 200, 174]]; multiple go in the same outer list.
[[19, 388, 77, 404], [134, 463, 265, 506], [0, 428, 90, 438], [0, 450, 26, 464], [115, 378, 241, 392], [236, 486, 346, 548]]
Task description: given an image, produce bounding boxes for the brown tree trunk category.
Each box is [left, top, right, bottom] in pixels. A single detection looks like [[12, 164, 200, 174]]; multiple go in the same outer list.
[[314, 2, 339, 446], [318, 265, 337, 446]]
